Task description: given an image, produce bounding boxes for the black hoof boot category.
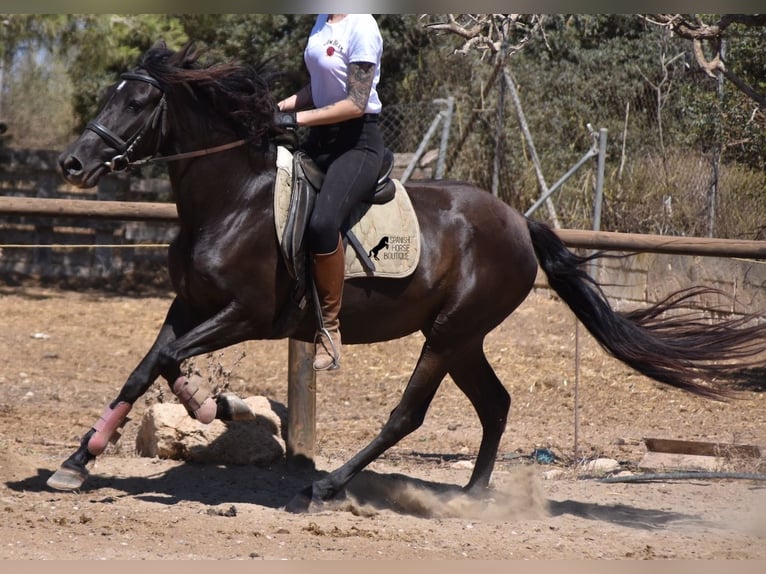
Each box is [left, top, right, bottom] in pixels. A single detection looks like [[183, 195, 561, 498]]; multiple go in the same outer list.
[[47, 460, 90, 491], [47, 431, 96, 491]]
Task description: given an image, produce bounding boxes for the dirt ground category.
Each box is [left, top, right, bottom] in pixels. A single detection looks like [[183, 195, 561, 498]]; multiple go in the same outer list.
[[0, 282, 765, 560]]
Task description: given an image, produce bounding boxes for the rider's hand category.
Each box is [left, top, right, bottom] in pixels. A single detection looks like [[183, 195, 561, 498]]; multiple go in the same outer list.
[[274, 111, 298, 130]]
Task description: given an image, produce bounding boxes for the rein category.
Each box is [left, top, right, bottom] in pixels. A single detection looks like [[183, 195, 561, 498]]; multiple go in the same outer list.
[[88, 72, 249, 172], [131, 138, 249, 167]]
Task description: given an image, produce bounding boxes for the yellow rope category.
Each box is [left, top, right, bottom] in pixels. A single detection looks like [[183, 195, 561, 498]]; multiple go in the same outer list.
[[0, 243, 169, 249]]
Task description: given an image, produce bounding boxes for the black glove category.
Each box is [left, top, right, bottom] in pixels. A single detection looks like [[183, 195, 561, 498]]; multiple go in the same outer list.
[[274, 110, 298, 130]]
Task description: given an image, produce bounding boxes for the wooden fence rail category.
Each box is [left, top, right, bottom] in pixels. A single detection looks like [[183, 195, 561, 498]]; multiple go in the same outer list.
[[2, 195, 766, 257], [0, 195, 177, 221]]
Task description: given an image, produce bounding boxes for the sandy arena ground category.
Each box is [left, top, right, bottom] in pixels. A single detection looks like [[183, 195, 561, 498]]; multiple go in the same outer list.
[[1, 284, 765, 559]]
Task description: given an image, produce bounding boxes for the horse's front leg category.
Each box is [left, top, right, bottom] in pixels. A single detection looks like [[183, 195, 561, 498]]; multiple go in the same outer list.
[[47, 298, 260, 491], [47, 298, 193, 491]]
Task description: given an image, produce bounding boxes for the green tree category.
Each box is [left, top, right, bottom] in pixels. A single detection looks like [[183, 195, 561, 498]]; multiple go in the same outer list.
[[1, 15, 69, 88], [644, 14, 766, 170], [176, 14, 444, 107], [60, 14, 187, 130], [61, 14, 441, 122], [4, 46, 74, 148]]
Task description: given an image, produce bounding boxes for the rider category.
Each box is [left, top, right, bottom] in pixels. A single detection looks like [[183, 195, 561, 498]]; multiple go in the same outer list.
[[274, 14, 385, 371]]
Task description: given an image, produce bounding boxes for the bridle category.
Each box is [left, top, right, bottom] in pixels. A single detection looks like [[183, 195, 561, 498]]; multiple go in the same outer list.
[[86, 71, 248, 172]]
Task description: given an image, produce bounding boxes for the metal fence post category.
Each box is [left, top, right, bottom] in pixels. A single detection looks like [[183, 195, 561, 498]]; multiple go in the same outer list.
[[435, 97, 454, 180]]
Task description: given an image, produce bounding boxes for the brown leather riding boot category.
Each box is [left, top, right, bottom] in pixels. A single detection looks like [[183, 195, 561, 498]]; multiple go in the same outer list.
[[311, 235, 345, 371]]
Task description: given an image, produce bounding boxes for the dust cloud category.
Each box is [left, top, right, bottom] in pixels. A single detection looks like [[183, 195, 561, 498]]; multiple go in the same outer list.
[[342, 465, 548, 520]]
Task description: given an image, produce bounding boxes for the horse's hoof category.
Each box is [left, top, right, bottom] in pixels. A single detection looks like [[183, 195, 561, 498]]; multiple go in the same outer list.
[[47, 466, 88, 491], [284, 487, 314, 514], [216, 393, 255, 421]]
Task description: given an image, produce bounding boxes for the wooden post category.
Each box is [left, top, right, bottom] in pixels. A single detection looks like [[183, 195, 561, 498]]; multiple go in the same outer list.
[[287, 338, 316, 468]]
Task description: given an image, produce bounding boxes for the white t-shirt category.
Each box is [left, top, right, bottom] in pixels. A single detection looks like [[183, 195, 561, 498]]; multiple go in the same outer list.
[[304, 14, 383, 114]]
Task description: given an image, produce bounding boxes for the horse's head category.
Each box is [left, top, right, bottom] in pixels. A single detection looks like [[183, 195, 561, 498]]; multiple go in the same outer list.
[[59, 56, 170, 188], [59, 41, 279, 189]]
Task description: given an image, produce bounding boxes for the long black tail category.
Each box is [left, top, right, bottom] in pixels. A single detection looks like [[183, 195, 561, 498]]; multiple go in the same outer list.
[[526, 218, 766, 400]]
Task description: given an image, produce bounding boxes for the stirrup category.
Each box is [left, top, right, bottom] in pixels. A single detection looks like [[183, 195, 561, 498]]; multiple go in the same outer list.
[[314, 326, 340, 371]]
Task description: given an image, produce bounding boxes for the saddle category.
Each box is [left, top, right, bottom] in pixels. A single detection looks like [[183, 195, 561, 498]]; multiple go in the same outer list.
[[274, 145, 420, 305]]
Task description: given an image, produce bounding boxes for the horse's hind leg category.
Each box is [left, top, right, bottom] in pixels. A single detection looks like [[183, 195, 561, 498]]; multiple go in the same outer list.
[[447, 341, 510, 493], [285, 342, 451, 513]]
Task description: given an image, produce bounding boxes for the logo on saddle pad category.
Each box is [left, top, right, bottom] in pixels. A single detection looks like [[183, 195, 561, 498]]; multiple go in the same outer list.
[[274, 146, 420, 279]]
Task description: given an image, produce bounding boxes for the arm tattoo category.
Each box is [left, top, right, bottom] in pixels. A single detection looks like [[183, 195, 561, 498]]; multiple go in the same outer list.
[[347, 62, 375, 112]]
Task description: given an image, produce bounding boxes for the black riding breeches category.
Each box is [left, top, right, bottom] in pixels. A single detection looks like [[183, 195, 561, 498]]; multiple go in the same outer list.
[[303, 115, 384, 254]]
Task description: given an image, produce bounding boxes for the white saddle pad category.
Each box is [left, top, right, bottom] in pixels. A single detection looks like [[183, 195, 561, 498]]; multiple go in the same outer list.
[[274, 146, 420, 279]]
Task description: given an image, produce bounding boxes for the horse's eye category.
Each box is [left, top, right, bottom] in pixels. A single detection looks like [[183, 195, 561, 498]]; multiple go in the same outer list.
[[127, 100, 142, 113]]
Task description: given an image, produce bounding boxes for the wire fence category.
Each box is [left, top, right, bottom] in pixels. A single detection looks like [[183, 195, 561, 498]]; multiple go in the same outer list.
[[380, 100, 450, 156], [377, 60, 766, 242]]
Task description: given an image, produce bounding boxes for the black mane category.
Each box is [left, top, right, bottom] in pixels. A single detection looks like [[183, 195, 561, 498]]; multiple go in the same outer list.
[[137, 42, 280, 146]]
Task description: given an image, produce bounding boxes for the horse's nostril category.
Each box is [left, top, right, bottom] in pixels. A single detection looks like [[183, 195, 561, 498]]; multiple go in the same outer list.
[[60, 155, 83, 176]]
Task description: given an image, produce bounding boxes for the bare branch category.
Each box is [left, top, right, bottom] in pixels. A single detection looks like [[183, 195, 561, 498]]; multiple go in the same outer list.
[[692, 37, 724, 77], [421, 14, 544, 59], [643, 14, 766, 108]]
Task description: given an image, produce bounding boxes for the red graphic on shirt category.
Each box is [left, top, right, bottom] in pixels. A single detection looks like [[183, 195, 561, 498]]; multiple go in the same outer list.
[[326, 46, 335, 57]]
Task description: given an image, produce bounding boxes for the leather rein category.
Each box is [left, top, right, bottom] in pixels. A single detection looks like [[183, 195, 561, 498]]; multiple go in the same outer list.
[[87, 72, 248, 172]]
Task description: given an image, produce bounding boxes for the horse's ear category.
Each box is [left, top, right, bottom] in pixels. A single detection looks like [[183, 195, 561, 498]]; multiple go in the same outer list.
[[152, 39, 167, 50]]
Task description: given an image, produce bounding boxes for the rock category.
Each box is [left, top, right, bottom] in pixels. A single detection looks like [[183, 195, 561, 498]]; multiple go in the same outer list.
[[542, 469, 565, 480], [581, 457, 621, 476], [135, 396, 286, 465]]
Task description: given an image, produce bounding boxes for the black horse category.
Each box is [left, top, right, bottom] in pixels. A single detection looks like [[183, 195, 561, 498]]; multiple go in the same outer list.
[[54, 42, 766, 512]]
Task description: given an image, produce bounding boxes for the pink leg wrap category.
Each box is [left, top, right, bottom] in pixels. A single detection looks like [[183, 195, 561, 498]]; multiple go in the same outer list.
[[172, 375, 217, 424], [87, 401, 132, 456]]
